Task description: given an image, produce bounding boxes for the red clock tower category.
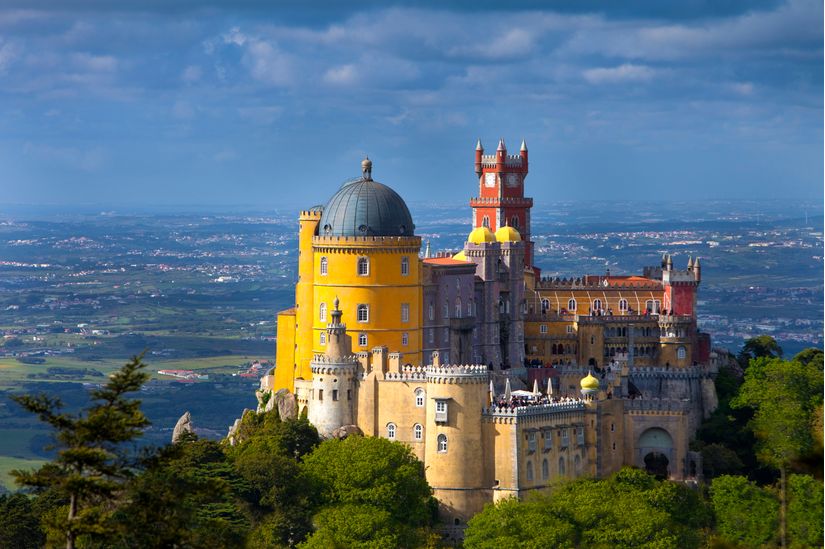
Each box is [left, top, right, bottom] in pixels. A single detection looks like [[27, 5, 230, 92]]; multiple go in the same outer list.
[[471, 138, 536, 271]]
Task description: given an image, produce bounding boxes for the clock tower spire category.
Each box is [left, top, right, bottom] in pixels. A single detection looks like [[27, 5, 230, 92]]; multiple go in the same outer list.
[[470, 137, 536, 272]]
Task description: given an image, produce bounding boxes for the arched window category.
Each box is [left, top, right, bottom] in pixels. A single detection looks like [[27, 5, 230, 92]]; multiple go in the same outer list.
[[455, 298, 462, 318], [482, 216, 490, 228], [415, 388, 425, 407], [386, 423, 396, 440], [319, 302, 327, 322], [428, 302, 434, 321], [511, 215, 519, 229], [319, 256, 328, 276], [542, 459, 549, 480], [677, 346, 686, 359], [619, 298, 628, 312], [402, 332, 409, 346], [357, 257, 369, 276], [541, 298, 550, 312], [526, 461, 534, 481], [401, 256, 409, 276], [593, 299, 602, 311], [320, 332, 326, 345], [357, 304, 369, 322], [401, 303, 410, 322], [559, 457, 566, 476], [468, 300, 474, 316], [443, 301, 449, 318], [437, 434, 448, 453], [568, 298, 577, 312], [574, 454, 582, 474], [358, 333, 367, 347], [413, 424, 423, 441]]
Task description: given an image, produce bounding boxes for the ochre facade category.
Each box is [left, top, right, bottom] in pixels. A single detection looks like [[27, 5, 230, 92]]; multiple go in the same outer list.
[[261, 143, 718, 538]]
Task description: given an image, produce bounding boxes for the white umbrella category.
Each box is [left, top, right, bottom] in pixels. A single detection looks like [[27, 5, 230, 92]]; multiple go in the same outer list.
[[547, 377, 554, 396], [489, 380, 495, 401], [504, 377, 512, 402], [532, 378, 539, 396]]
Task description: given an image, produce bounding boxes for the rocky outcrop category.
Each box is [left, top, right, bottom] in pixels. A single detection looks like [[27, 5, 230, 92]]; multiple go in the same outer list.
[[274, 389, 297, 421], [172, 411, 194, 443], [331, 424, 363, 440]]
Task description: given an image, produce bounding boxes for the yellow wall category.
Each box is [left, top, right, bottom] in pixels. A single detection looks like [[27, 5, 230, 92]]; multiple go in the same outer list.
[[273, 309, 296, 391], [294, 211, 322, 384]]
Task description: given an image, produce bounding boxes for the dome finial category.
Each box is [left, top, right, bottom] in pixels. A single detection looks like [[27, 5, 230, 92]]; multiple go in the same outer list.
[[361, 156, 373, 181]]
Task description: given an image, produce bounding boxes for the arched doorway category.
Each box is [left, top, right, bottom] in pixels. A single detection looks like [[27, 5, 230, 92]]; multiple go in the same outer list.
[[644, 452, 669, 479], [637, 427, 674, 479]]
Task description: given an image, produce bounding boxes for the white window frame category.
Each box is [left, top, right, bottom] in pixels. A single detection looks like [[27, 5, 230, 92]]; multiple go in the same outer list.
[[357, 256, 369, 276], [401, 303, 410, 323], [437, 434, 448, 453], [414, 423, 423, 441], [540, 324, 548, 334], [677, 346, 686, 359], [320, 256, 328, 276], [357, 304, 369, 323], [401, 256, 409, 276], [415, 388, 425, 407], [593, 299, 602, 311], [619, 298, 628, 312], [319, 302, 327, 322], [387, 423, 396, 440], [566, 325, 574, 334], [320, 332, 326, 345], [455, 298, 462, 318], [568, 298, 577, 311], [358, 333, 367, 347]]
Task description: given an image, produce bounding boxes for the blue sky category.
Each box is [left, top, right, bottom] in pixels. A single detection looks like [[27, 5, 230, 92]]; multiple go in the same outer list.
[[0, 0, 821, 208]]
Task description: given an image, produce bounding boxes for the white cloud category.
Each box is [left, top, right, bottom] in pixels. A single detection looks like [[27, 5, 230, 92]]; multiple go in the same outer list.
[[730, 82, 754, 96], [583, 64, 655, 84], [323, 64, 357, 85], [244, 39, 291, 86], [72, 53, 117, 72], [0, 39, 20, 73]]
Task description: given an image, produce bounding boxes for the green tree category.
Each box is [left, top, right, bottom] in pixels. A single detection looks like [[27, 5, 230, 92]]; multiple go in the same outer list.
[[787, 474, 824, 549], [0, 493, 46, 549], [738, 335, 783, 366], [298, 504, 406, 549], [300, 436, 436, 547], [710, 475, 778, 548], [105, 438, 252, 548], [464, 497, 577, 549], [11, 354, 150, 549], [732, 355, 823, 546], [699, 443, 745, 478]]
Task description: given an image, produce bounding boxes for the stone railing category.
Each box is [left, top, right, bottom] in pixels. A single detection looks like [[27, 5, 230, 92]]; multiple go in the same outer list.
[[483, 400, 586, 418], [426, 364, 489, 384]]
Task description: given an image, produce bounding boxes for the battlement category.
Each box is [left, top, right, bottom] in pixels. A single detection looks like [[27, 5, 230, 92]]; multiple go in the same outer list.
[[624, 398, 692, 414], [385, 365, 427, 382], [469, 196, 533, 207], [536, 275, 660, 290], [426, 364, 489, 384], [483, 400, 586, 420]]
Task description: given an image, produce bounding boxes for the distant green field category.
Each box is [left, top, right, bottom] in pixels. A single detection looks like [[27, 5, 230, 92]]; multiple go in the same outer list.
[[0, 456, 47, 492]]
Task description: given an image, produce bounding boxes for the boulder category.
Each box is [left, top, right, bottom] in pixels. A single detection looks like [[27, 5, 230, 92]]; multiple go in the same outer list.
[[172, 411, 194, 443], [274, 389, 297, 421], [331, 424, 363, 440]]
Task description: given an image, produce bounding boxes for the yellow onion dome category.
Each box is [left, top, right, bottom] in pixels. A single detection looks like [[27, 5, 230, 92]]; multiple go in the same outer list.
[[468, 226, 496, 244], [452, 250, 468, 261], [495, 225, 522, 242], [580, 371, 600, 391]]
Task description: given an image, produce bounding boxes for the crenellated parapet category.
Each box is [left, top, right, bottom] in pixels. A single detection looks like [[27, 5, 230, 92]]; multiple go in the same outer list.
[[385, 365, 427, 382], [483, 400, 586, 424], [312, 234, 421, 254], [426, 364, 489, 384]]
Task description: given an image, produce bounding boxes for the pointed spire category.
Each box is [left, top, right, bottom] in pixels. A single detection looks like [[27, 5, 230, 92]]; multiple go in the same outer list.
[[497, 138, 506, 151], [687, 256, 693, 269], [666, 254, 673, 270], [520, 139, 527, 152], [489, 379, 495, 399], [694, 257, 700, 268], [547, 377, 553, 396], [476, 138, 483, 151], [424, 240, 431, 258], [532, 378, 539, 396], [504, 377, 512, 402]]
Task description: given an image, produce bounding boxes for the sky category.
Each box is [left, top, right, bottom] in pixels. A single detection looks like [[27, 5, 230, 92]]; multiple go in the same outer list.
[[0, 0, 822, 208]]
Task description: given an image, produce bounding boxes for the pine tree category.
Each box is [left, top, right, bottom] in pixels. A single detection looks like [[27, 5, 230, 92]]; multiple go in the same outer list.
[[11, 354, 150, 549]]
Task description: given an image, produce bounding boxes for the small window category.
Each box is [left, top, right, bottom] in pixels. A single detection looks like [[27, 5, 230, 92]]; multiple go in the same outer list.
[[619, 299, 628, 312], [414, 423, 423, 441], [320, 332, 326, 345], [511, 215, 519, 229], [318, 389, 323, 401], [455, 298, 462, 318], [319, 302, 327, 322], [415, 388, 425, 407], [542, 459, 549, 479], [526, 460, 534, 481], [468, 300, 474, 316], [568, 298, 577, 311], [401, 256, 409, 276], [566, 325, 573, 334], [610, 423, 615, 432], [357, 304, 369, 323], [428, 302, 434, 321], [541, 298, 549, 312], [347, 389, 352, 400], [527, 432, 537, 452], [677, 346, 686, 359], [358, 333, 367, 347], [332, 389, 339, 401], [428, 329, 434, 344], [540, 324, 548, 334], [593, 299, 602, 311], [482, 216, 490, 228], [443, 302, 449, 318], [387, 423, 396, 440], [559, 457, 566, 476], [543, 432, 552, 450], [437, 434, 447, 453], [320, 256, 328, 276], [401, 303, 410, 323], [435, 399, 448, 423], [357, 257, 369, 276], [402, 332, 409, 346]]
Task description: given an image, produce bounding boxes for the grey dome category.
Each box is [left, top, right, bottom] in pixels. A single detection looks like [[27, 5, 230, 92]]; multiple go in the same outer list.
[[319, 177, 415, 237]]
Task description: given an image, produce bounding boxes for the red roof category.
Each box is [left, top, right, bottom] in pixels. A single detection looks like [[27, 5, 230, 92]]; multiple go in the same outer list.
[[423, 257, 472, 266]]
